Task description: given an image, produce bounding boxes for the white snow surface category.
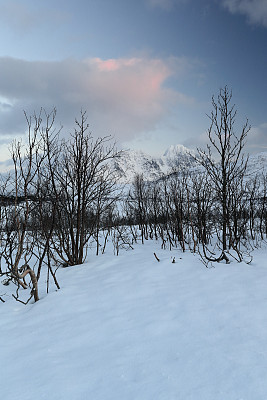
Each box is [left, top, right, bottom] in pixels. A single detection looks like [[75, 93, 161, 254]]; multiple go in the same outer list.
[[1, 241, 267, 399]]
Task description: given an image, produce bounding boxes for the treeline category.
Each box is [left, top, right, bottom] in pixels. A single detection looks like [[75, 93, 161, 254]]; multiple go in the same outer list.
[[125, 170, 267, 262], [0, 87, 266, 304]]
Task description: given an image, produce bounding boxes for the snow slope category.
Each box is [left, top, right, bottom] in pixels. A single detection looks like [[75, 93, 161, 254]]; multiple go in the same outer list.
[[114, 146, 267, 183], [114, 144, 196, 182], [1, 241, 267, 399], [246, 151, 267, 176]]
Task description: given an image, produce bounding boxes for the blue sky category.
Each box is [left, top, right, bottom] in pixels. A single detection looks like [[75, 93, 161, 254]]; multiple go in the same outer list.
[[0, 0, 266, 159]]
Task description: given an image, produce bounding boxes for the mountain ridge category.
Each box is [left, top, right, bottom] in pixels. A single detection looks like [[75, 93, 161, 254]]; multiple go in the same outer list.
[[114, 144, 197, 183], [114, 145, 267, 183]]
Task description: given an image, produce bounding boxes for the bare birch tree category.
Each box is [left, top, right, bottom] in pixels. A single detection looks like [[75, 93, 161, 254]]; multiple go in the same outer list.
[[197, 86, 250, 261], [49, 110, 121, 266]]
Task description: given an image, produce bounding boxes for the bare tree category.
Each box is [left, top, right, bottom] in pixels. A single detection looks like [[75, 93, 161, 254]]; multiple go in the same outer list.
[[49, 110, 121, 266], [0, 111, 45, 302], [197, 86, 250, 261], [128, 174, 149, 244], [0, 109, 63, 303]]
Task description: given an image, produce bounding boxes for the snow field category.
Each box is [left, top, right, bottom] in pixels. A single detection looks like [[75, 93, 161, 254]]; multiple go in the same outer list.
[[1, 240, 267, 399]]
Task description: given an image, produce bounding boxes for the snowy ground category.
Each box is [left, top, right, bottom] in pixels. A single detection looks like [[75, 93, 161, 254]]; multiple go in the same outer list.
[[1, 240, 267, 400]]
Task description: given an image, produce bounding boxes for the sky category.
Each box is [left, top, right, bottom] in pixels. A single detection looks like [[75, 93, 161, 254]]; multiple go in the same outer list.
[[0, 0, 266, 160]]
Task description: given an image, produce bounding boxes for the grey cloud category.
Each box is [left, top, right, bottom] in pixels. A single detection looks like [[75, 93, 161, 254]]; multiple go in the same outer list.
[[0, 56, 194, 143], [184, 122, 267, 155], [222, 0, 267, 27], [247, 123, 267, 153]]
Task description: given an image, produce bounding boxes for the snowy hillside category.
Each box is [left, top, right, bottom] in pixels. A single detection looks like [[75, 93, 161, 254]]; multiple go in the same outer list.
[[114, 145, 267, 183], [2, 240, 267, 400], [113, 149, 166, 182], [114, 144, 196, 182], [246, 151, 267, 176]]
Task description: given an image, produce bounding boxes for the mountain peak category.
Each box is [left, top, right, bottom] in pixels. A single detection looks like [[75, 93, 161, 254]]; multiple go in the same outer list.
[[163, 144, 193, 158], [114, 144, 197, 183]]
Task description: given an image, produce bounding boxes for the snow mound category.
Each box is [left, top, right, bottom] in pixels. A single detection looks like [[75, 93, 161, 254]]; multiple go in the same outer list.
[[1, 241, 267, 399]]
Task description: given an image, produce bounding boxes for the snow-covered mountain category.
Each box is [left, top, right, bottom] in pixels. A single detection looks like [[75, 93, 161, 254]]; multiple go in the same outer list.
[[114, 145, 267, 183], [114, 144, 197, 183], [163, 144, 191, 158], [246, 151, 267, 176]]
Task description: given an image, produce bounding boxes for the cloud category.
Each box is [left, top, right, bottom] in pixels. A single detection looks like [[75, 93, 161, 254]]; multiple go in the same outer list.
[[247, 122, 267, 152], [184, 122, 267, 155], [221, 0, 267, 27], [0, 56, 194, 145]]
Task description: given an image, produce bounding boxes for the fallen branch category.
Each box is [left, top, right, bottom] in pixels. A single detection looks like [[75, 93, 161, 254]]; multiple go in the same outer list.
[[13, 264, 39, 302], [154, 252, 160, 262]]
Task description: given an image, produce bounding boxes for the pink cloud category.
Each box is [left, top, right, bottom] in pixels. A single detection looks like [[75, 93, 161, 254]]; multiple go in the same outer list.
[[92, 58, 137, 72], [112, 58, 169, 100], [0, 56, 195, 141], [78, 57, 179, 135]]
